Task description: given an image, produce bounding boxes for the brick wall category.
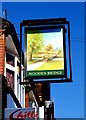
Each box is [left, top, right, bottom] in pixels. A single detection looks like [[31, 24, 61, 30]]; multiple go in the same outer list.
[[0, 30, 5, 74], [0, 30, 5, 120]]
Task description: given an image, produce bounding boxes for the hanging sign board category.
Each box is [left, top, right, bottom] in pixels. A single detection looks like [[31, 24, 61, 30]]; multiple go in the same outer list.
[[25, 25, 67, 79]]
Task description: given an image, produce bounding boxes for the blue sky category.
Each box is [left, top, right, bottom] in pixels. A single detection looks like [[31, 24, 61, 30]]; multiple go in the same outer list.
[[2, 2, 84, 118]]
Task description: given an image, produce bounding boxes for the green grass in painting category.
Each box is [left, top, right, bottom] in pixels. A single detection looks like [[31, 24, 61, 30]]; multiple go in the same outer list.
[[36, 60, 64, 70]]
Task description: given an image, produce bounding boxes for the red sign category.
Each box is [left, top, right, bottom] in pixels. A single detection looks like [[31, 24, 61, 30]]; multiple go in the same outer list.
[[5, 108, 38, 120]]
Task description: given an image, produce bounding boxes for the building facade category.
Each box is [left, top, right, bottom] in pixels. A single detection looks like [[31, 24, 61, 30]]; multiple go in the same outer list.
[[0, 17, 25, 119]]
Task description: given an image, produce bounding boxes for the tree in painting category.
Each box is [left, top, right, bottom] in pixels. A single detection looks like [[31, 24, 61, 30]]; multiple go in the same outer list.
[[27, 30, 44, 61], [45, 44, 53, 52]]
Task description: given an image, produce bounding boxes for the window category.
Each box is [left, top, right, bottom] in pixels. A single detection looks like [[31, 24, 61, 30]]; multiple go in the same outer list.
[[6, 53, 15, 66], [6, 68, 14, 90]]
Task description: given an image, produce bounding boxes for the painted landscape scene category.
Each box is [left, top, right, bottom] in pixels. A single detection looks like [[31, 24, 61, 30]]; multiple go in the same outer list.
[[27, 28, 64, 71]]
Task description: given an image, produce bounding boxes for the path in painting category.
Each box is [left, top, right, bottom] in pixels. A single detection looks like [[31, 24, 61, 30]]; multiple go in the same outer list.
[[27, 58, 63, 71], [27, 61, 45, 70]]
